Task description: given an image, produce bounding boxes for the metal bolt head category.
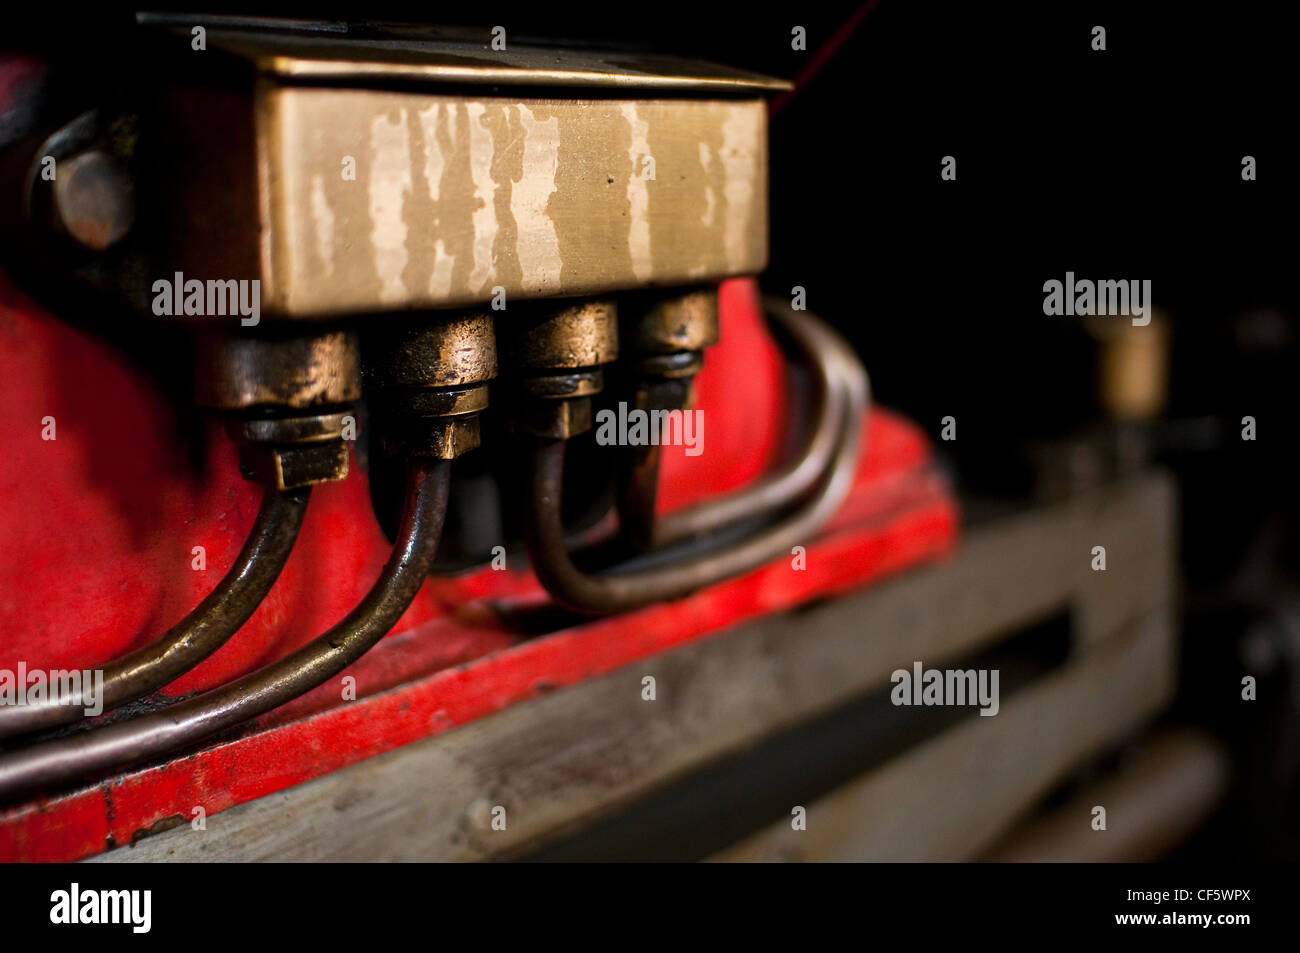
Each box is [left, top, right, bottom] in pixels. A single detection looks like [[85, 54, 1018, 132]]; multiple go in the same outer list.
[[51, 150, 135, 251]]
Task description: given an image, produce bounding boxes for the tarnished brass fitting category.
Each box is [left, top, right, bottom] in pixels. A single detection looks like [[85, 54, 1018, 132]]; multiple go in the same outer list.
[[365, 312, 497, 459], [615, 286, 719, 550], [194, 328, 362, 488], [194, 329, 362, 411], [622, 287, 719, 357], [227, 411, 353, 490], [617, 285, 719, 414], [503, 299, 618, 439], [617, 285, 718, 420]]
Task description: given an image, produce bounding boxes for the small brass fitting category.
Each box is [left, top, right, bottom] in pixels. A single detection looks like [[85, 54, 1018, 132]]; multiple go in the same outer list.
[[503, 299, 619, 370], [194, 329, 362, 411], [503, 299, 618, 439], [614, 286, 719, 550], [618, 285, 718, 407], [228, 412, 352, 490], [517, 392, 596, 440], [622, 287, 719, 356], [194, 329, 362, 488], [365, 312, 497, 459], [615, 285, 719, 431]]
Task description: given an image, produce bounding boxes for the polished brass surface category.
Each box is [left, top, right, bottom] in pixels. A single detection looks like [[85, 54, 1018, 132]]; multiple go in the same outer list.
[[0, 486, 310, 740], [194, 329, 362, 410], [163, 86, 768, 318]]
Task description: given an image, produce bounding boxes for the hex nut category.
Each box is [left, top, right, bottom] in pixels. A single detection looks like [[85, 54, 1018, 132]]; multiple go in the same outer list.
[[239, 441, 349, 490], [515, 397, 594, 440], [381, 414, 482, 460]]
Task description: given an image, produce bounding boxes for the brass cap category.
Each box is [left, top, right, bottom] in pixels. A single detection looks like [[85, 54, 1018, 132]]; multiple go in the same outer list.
[[227, 411, 355, 489], [623, 287, 719, 354], [503, 299, 619, 371], [367, 312, 497, 388], [515, 396, 594, 440], [194, 329, 361, 411]]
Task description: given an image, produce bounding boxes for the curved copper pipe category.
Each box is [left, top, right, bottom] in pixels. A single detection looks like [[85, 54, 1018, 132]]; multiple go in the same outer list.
[[527, 308, 868, 615], [0, 486, 311, 740], [0, 459, 449, 802], [616, 376, 691, 552], [652, 298, 845, 547]]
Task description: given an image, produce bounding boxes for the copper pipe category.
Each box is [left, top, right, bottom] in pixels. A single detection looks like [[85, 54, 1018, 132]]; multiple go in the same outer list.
[[617, 375, 692, 551], [0, 486, 310, 740], [617, 438, 665, 550], [527, 309, 867, 615], [652, 298, 845, 547], [0, 459, 449, 803]]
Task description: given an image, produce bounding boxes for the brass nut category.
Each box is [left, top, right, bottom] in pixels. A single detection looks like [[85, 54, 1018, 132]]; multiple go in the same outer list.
[[239, 441, 349, 490], [195, 330, 362, 411], [520, 370, 604, 400], [382, 415, 482, 460], [633, 375, 695, 414], [504, 299, 619, 370], [228, 411, 352, 445], [636, 351, 705, 380], [367, 312, 497, 388], [371, 386, 490, 419], [192, 88, 771, 318], [410, 387, 489, 417], [623, 287, 719, 354], [516, 397, 593, 440]]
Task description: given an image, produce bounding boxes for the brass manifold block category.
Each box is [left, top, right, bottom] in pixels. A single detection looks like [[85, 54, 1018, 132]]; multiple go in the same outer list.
[[364, 312, 497, 459], [193, 328, 363, 489], [503, 299, 619, 439]]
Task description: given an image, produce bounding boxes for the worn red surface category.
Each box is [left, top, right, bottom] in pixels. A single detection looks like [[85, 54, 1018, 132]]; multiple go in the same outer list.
[[0, 274, 959, 862]]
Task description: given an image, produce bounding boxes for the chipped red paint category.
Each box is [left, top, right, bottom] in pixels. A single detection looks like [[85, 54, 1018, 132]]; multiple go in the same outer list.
[[0, 273, 958, 861]]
